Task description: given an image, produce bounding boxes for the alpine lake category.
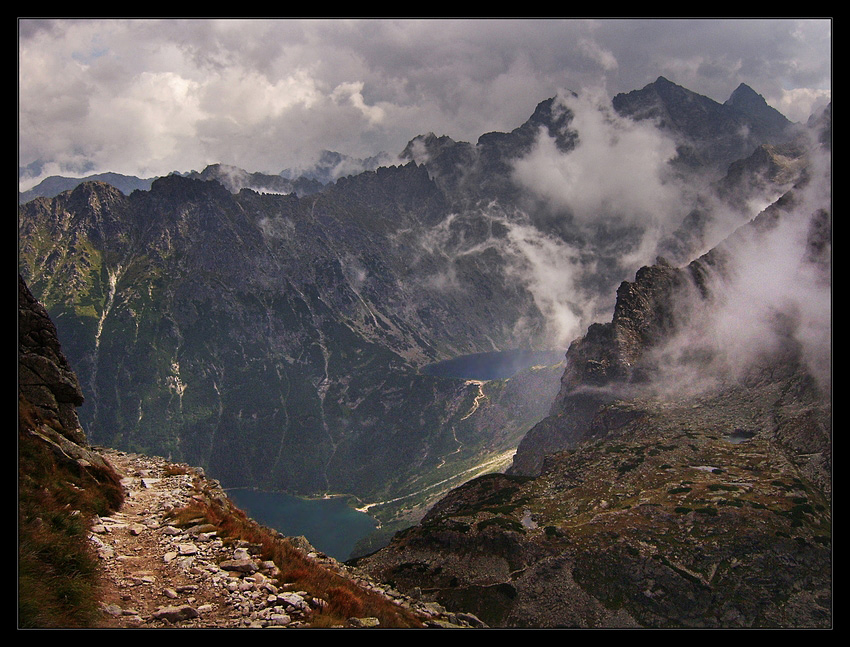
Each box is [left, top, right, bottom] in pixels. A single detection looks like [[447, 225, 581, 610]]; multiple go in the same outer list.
[[224, 348, 565, 561]]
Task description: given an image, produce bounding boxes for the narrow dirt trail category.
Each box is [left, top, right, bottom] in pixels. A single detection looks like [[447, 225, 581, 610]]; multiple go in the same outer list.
[[92, 449, 253, 627], [90, 449, 486, 629]]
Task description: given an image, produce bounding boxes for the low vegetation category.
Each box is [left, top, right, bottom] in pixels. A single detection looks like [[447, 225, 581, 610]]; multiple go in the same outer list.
[[18, 397, 124, 628]]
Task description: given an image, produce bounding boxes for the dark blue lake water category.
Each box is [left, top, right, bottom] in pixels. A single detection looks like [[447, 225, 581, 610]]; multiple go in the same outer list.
[[422, 349, 565, 380], [224, 488, 378, 562]]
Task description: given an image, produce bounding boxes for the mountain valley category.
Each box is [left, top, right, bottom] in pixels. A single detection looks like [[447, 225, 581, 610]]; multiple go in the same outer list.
[[18, 76, 831, 627]]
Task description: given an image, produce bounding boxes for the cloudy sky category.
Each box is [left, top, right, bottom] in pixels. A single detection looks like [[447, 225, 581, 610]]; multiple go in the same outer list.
[[18, 18, 832, 190]]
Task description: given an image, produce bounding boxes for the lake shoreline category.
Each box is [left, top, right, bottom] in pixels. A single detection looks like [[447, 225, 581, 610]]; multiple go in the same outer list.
[[223, 487, 380, 562]]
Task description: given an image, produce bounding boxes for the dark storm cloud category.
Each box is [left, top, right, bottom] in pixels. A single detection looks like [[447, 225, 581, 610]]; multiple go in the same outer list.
[[19, 18, 830, 189]]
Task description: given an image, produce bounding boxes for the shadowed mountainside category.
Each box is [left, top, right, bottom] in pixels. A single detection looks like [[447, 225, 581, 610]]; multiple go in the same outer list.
[[354, 152, 831, 627]]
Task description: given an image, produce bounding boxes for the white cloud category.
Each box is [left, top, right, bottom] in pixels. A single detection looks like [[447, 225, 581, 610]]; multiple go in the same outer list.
[[512, 90, 681, 227], [331, 81, 387, 126], [645, 157, 831, 396], [411, 206, 610, 349], [774, 86, 832, 123], [578, 37, 618, 72], [501, 219, 603, 348]]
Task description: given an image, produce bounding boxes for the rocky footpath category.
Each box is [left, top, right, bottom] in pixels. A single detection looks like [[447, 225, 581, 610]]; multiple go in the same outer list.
[[91, 448, 486, 629]]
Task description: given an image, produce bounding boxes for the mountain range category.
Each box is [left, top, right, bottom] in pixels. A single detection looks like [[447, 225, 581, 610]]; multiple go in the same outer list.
[[18, 76, 831, 625], [18, 149, 400, 205]]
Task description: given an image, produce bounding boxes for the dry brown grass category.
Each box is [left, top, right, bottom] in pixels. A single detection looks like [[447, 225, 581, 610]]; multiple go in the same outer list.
[[18, 396, 124, 628], [167, 487, 423, 628]]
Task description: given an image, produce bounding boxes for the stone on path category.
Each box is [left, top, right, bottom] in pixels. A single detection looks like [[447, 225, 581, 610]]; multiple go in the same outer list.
[[152, 605, 200, 623]]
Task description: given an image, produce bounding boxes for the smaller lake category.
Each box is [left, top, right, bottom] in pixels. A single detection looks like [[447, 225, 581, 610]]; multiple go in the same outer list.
[[224, 488, 378, 562], [422, 349, 565, 381]]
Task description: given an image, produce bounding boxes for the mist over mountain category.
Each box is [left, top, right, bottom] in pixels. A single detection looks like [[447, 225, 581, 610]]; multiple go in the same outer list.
[[355, 89, 830, 627], [18, 150, 401, 204], [18, 75, 831, 597]]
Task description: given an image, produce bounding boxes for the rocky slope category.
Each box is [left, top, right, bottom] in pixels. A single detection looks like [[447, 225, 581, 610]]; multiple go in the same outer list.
[[356, 382, 831, 628], [354, 107, 831, 627], [91, 447, 486, 628]]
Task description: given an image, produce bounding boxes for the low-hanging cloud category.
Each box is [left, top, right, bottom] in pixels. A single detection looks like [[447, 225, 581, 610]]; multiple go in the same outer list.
[[512, 89, 682, 228], [410, 205, 611, 350], [642, 150, 831, 396], [507, 87, 830, 396], [506, 90, 703, 332], [501, 218, 606, 348]]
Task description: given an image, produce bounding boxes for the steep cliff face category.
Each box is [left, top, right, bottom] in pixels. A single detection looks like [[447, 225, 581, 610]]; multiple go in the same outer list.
[[18, 274, 121, 477], [19, 275, 125, 627], [19, 275, 86, 443]]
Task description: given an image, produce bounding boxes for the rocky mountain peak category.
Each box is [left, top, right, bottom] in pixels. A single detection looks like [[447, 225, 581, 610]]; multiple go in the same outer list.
[[481, 94, 577, 155], [66, 180, 127, 216], [400, 132, 463, 164], [726, 82, 763, 105], [725, 82, 794, 130], [613, 76, 797, 174]]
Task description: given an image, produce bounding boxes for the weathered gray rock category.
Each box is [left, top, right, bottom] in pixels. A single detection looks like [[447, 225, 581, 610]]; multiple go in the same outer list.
[[220, 558, 259, 574], [18, 275, 85, 444], [349, 616, 380, 628], [152, 605, 200, 623]]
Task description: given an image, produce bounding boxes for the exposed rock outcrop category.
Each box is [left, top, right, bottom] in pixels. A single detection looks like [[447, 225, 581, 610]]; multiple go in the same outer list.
[[356, 164, 831, 628], [19, 274, 86, 443], [19, 274, 120, 481]]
